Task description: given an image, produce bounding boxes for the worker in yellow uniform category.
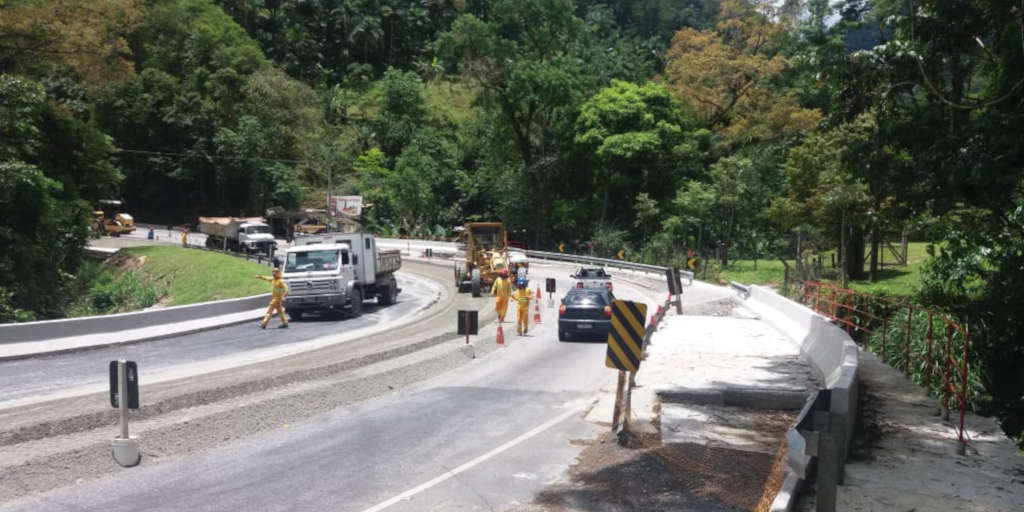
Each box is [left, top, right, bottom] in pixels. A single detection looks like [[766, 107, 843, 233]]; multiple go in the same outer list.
[[491, 268, 512, 323], [514, 277, 532, 335], [257, 268, 289, 329], [180, 227, 189, 247]]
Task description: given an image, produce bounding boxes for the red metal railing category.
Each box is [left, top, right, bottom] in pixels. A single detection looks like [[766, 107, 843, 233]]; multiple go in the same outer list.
[[795, 281, 971, 451]]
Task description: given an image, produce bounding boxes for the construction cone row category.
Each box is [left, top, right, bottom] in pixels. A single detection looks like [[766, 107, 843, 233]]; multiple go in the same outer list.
[[534, 286, 542, 324], [496, 324, 505, 346]]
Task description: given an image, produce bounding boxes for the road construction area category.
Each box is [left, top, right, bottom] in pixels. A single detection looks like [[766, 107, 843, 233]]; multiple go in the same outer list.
[[3, 249, 1021, 511], [1, 256, 755, 511]]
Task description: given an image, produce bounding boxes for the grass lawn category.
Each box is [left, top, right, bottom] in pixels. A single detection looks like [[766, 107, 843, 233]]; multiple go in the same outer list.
[[715, 259, 794, 287], [123, 246, 270, 305], [717, 242, 934, 298]]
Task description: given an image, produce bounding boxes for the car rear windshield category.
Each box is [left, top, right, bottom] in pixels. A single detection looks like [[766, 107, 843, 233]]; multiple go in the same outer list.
[[565, 291, 608, 306], [577, 268, 609, 278]]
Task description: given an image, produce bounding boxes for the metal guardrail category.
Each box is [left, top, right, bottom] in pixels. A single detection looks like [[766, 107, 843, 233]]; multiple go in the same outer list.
[[376, 239, 702, 284], [795, 280, 970, 454], [729, 281, 750, 298], [524, 250, 695, 282]]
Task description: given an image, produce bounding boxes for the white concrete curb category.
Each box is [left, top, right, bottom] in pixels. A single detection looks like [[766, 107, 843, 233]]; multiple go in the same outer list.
[[0, 294, 271, 345], [739, 284, 860, 511]]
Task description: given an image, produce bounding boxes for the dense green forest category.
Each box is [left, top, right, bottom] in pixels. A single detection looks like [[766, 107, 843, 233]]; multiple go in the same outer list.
[[2, 0, 1024, 443]]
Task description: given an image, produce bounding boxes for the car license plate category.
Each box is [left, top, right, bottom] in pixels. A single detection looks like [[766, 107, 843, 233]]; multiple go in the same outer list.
[[577, 323, 591, 329]]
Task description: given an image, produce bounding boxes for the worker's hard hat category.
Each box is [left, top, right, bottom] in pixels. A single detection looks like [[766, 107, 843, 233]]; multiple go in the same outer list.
[[272, 268, 281, 275]]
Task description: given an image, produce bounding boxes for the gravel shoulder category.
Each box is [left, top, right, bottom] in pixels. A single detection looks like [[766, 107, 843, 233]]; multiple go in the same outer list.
[[0, 260, 474, 504]]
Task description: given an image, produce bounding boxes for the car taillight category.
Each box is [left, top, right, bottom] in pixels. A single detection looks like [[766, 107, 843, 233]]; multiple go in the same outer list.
[[559, 304, 566, 316], [604, 305, 612, 317], [576, 281, 583, 289], [604, 281, 613, 291]]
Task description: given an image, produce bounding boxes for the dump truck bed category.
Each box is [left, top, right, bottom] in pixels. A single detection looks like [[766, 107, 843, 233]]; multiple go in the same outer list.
[[197, 216, 264, 239]]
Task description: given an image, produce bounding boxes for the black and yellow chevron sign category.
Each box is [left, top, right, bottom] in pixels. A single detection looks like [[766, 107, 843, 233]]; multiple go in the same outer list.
[[605, 300, 648, 372]]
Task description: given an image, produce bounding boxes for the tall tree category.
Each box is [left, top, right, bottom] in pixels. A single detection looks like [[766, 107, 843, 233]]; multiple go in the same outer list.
[[0, 0, 143, 86], [574, 80, 691, 227], [660, 0, 821, 143]]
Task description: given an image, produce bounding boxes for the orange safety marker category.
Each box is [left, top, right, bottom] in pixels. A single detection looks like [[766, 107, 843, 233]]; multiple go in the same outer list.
[[496, 325, 505, 346], [533, 286, 542, 323]]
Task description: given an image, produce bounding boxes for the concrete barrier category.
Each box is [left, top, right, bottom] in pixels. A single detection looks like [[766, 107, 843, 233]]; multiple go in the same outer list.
[[740, 285, 859, 512], [0, 294, 270, 344]]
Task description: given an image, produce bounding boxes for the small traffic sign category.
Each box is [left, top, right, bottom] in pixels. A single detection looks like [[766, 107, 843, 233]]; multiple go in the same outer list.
[[457, 310, 479, 335], [558, 242, 565, 253], [545, 277, 556, 293], [688, 257, 697, 270], [617, 249, 625, 260], [605, 300, 648, 372], [109, 360, 139, 410]]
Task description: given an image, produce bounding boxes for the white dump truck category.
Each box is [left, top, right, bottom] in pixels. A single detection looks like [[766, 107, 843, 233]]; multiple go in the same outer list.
[[282, 233, 401, 318], [198, 216, 276, 255]]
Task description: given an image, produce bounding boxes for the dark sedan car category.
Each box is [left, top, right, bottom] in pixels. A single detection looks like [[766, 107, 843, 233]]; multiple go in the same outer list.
[[558, 289, 615, 341]]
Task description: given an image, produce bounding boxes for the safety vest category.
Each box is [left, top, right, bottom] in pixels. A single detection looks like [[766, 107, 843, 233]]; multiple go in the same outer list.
[[493, 277, 512, 298], [514, 288, 532, 308], [270, 278, 288, 299], [261, 275, 289, 299]]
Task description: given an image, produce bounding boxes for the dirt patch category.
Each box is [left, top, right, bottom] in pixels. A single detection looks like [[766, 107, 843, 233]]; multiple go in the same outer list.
[[682, 298, 737, 317], [104, 251, 146, 272], [524, 429, 785, 512]]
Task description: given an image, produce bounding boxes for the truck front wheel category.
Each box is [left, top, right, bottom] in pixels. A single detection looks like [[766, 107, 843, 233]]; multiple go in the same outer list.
[[286, 308, 301, 321], [349, 288, 363, 318]]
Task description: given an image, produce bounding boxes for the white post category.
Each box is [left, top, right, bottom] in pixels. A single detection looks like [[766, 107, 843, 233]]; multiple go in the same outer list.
[[119, 360, 129, 439], [111, 359, 141, 467]]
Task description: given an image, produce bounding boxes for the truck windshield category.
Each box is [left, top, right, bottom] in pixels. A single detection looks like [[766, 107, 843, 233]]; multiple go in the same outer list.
[[286, 250, 341, 272], [246, 225, 271, 234]]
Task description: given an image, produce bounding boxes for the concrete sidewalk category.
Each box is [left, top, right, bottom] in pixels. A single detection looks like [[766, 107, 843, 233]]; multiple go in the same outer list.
[[584, 305, 820, 510], [635, 307, 817, 442], [798, 351, 1024, 512], [0, 308, 264, 361]]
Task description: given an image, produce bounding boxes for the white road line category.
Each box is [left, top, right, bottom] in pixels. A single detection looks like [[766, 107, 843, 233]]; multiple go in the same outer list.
[[360, 405, 583, 512]]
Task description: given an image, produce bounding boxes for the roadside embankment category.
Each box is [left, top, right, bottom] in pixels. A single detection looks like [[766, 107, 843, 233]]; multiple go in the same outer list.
[[0, 245, 288, 355]]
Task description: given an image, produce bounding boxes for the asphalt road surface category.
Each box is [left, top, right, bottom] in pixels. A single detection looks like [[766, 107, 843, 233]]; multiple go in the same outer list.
[[0, 272, 439, 408], [1, 261, 730, 511]]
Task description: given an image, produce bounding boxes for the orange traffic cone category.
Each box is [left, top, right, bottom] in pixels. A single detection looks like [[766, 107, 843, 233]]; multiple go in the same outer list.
[[533, 293, 542, 324], [534, 309, 542, 324], [496, 325, 505, 346], [536, 286, 542, 299]]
